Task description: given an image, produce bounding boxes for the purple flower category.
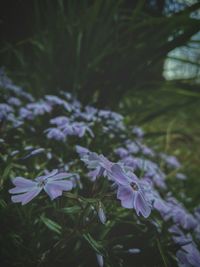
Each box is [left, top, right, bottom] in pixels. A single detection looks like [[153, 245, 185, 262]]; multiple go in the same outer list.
[[62, 124, 74, 136], [99, 110, 123, 122], [121, 156, 139, 170], [176, 243, 200, 267], [78, 149, 113, 181], [153, 197, 171, 217], [9, 170, 73, 205], [76, 145, 90, 156], [55, 120, 94, 138], [132, 126, 144, 138], [45, 95, 71, 111], [71, 122, 94, 138], [122, 157, 167, 189], [0, 69, 34, 101], [194, 206, 200, 240], [0, 103, 14, 120], [85, 153, 113, 181], [75, 106, 98, 121], [45, 128, 66, 141], [110, 164, 152, 218], [160, 153, 181, 169], [19, 107, 34, 120], [167, 198, 197, 230], [26, 101, 52, 116], [50, 116, 70, 127], [155, 197, 197, 230], [7, 97, 21, 106], [169, 225, 192, 246], [125, 141, 140, 154], [139, 144, 155, 157], [45, 95, 64, 105], [114, 147, 129, 158]]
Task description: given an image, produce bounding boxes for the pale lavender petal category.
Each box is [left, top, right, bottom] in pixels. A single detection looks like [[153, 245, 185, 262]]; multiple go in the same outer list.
[[88, 167, 102, 181], [76, 145, 90, 156], [110, 164, 129, 185], [134, 192, 151, 218], [117, 186, 134, 209], [43, 184, 62, 200], [46, 180, 73, 191], [47, 172, 73, 181], [12, 177, 37, 187], [36, 169, 58, 181], [11, 188, 42, 205], [9, 185, 38, 194]]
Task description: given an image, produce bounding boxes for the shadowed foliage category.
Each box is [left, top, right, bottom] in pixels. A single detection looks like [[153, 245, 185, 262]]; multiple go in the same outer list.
[[0, 0, 199, 108]]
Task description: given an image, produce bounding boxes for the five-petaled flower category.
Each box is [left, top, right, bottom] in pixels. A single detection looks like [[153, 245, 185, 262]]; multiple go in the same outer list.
[[9, 170, 73, 205], [109, 164, 152, 218]]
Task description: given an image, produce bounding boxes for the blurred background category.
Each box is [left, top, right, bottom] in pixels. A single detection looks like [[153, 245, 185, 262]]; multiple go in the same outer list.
[[0, 0, 200, 200]]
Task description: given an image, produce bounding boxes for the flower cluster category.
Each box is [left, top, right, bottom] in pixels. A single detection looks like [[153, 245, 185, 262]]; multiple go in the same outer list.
[[0, 70, 199, 267]]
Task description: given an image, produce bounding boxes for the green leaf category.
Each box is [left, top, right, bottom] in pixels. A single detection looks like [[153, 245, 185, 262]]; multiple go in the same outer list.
[[0, 199, 7, 208], [83, 233, 102, 254], [156, 238, 169, 267], [40, 215, 62, 235], [60, 206, 81, 214], [2, 164, 12, 180]]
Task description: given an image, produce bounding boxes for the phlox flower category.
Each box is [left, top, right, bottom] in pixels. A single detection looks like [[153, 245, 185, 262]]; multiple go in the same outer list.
[[160, 153, 181, 169], [132, 126, 144, 138], [26, 101, 52, 116], [0, 103, 14, 120], [45, 127, 66, 141], [9, 170, 73, 205], [109, 164, 152, 218], [7, 97, 21, 107], [176, 242, 200, 267]]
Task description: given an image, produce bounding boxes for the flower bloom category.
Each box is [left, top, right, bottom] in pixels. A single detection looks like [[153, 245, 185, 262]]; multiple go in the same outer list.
[[154, 197, 197, 230], [160, 153, 181, 169], [45, 128, 66, 141], [7, 97, 21, 106], [176, 242, 200, 267], [109, 164, 152, 218], [9, 170, 73, 205], [0, 103, 14, 121], [132, 126, 144, 138], [76, 147, 113, 181]]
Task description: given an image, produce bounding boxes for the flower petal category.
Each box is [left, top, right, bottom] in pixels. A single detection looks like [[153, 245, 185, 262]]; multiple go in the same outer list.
[[12, 177, 37, 187], [43, 184, 62, 200], [36, 169, 58, 181], [117, 185, 134, 209], [110, 164, 128, 185], [9, 185, 38, 194], [47, 172, 73, 181], [46, 180, 73, 191], [11, 188, 42, 205], [134, 193, 151, 218]]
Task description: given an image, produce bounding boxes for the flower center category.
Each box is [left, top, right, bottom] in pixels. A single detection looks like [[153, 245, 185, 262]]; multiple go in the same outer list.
[[131, 182, 139, 191], [38, 179, 46, 188]]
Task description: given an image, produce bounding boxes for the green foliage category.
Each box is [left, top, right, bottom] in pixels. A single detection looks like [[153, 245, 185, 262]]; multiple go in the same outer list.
[[1, 0, 199, 108]]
